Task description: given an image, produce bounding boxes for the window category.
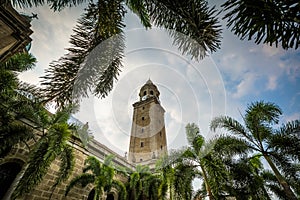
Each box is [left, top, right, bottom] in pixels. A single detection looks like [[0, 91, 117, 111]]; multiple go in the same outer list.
[[143, 91, 147, 95], [142, 117, 144, 120], [161, 145, 163, 150], [142, 107, 145, 110], [150, 90, 154, 95], [141, 128, 144, 133], [159, 132, 162, 137], [140, 158, 143, 161], [141, 142, 144, 147]]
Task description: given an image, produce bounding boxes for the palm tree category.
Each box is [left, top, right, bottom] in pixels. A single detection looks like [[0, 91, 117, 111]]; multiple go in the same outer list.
[[156, 156, 196, 200], [11, 105, 82, 199], [210, 101, 299, 200], [166, 123, 228, 200], [40, 0, 222, 108], [221, 154, 272, 200], [222, 1, 300, 50], [126, 164, 156, 200], [0, 52, 43, 157], [65, 155, 127, 200]]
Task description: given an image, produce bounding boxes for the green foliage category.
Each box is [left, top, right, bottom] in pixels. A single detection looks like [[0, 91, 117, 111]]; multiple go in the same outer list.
[[0, 52, 41, 158], [6, 0, 87, 11], [222, 0, 300, 49], [144, 0, 222, 60], [40, 0, 222, 107], [41, 1, 125, 108], [65, 155, 127, 200], [211, 101, 300, 200], [164, 123, 229, 200], [11, 106, 79, 199]]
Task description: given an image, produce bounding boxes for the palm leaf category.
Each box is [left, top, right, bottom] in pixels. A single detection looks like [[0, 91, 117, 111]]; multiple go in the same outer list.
[[144, 0, 222, 60], [210, 116, 253, 141], [51, 145, 74, 190], [83, 156, 101, 176], [65, 173, 95, 196], [41, 1, 125, 108]]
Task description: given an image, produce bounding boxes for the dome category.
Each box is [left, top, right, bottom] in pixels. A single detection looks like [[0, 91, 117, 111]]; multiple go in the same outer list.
[[139, 79, 160, 100]]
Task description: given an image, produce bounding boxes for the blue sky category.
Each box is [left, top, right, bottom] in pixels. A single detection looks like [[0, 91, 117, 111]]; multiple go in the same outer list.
[[18, 2, 300, 157]]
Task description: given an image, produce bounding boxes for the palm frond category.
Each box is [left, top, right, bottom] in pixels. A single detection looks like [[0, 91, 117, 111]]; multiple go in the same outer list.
[[41, 1, 125, 108], [245, 101, 282, 126], [112, 179, 127, 200], [0, 121, 34, 157], [222, 1, 300, 49], [126, 0, 151, 28], [51, 145, 75, 189], [83, 156, 101, 176], [0, 52, 36, 72], [65, 173, 95, 196], [144, 0, 222, 60], [210, 116, 252, 140], [213, 135, 252, 157], [12, 139, 50, 198]]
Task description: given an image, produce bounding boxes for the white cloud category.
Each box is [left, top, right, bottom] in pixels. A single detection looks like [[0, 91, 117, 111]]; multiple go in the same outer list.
[[282, 113, 300, 123], [232, 73, 257, 98], [16, 3, 300, 157], [266, 76, 277, 90]]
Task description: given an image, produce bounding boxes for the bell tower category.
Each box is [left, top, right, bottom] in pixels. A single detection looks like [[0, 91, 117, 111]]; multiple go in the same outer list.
[[128, 79, 167, 167]]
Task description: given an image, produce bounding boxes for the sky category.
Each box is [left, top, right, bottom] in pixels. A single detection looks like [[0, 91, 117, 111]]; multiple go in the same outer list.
[[18, 2, 300, 158]]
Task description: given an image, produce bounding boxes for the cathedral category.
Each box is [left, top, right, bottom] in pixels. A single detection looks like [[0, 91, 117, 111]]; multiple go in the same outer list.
[[0, 80, 167, 199]]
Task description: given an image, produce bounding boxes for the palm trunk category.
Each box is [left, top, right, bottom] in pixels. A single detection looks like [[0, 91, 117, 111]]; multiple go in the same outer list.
[[263, 154, 297, 200], [200, 164, 214, 200]]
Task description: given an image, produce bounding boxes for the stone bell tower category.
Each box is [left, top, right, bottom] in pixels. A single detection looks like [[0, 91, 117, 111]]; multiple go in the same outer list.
[[128, 79, 167, 167]]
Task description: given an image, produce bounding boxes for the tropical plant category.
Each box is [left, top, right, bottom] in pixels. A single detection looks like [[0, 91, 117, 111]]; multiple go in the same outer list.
[[210, 101, 300, 200], [165, 123, 228, 200], [221, 155, 272, 200], [65, 155, 127, 200], [40, 0, 221, 108], [0, 52, 43, 157], [11, 105, 81, 199], [156, 156, 196, 200], [126, 164, 161, 200], [222, 0, 300, 49]]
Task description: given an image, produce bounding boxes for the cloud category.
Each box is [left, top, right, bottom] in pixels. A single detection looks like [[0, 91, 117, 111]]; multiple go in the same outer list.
[[266, 76, 277, 90], [232, 73, 257, 98], [17, 3, 300, 157]]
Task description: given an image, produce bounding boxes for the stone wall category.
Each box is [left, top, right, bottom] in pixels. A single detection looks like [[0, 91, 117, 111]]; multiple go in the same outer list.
[[0, 119, 134, 200]]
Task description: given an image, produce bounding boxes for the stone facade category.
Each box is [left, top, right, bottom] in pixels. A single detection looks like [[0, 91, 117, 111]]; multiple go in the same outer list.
[[0, 2, 33, 62], [128, 80, 168, 168], [0, 118, 134, 200]]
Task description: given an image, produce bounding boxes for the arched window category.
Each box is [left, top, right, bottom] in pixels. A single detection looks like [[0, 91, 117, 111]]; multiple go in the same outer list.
[[0, 161, 23, 199], [87, 188, 95, 200], [150, 90, 154, 95], [143, 91, 147, 96], [106, 193, 114, 200]]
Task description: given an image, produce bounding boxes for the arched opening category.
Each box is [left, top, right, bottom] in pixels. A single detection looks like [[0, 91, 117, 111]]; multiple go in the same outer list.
[[150, 90, 154, 95], [0, 162, 23, 199], [87, 188, 95, 200], [106, 193, 114, 200], [143, 91, 147, 96]]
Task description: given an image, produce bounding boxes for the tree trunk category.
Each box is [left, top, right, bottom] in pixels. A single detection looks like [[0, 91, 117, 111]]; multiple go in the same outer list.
[[200, 164, 214, 200], [263, 154, 297, 200]]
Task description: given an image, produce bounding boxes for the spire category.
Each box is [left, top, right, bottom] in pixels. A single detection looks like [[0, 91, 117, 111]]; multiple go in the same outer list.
[[146, 78, 153, 85]]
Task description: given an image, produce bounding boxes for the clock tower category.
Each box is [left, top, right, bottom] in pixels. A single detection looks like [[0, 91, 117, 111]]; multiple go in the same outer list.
[[128, 79, 167, 167]]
